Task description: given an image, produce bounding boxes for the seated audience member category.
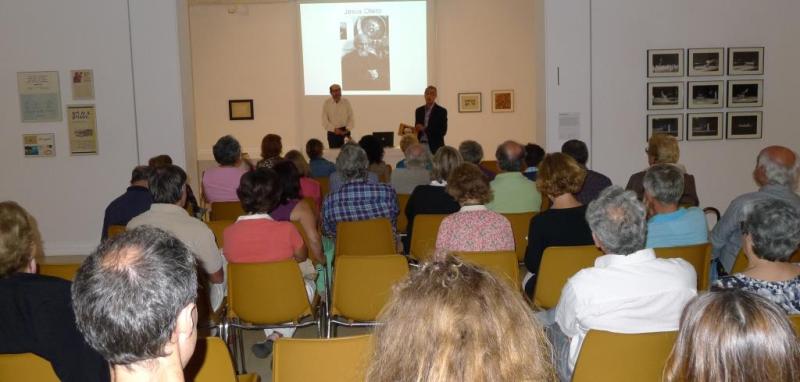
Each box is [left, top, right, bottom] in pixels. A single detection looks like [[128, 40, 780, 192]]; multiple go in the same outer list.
[[712, 199, 800, 314], [328, 143, 380, 194], [101, 165, 152, 239], [394, 134, 419, 169], [643, 164, 708, 248], [435, 163, 514, 257], [523, 143, 545, 181], [127, 165, 225, 310], [284, 150, 322, 208], [322, 144, 398, 240], [359, 134, 392, 183], [487, 140, 542, 213], [305, 138, 336, 178], [625, 134, 699, 207], [72, 227, 198, 382], [256, 134, 283, 169], [272, 161, 325, 265], [664, 290, 800, 382], [0, 201, 109, 382], [367, 255, 555, 381], [523, 153, 593, 296], [459, 140, 496, 180], [149, 154, 201, 216], [202, 135, 248, 203], [547, 186, 696, 380], [711, 145, 800, 277], [561, 139, 612, 205], [390, 143, 431, 194]]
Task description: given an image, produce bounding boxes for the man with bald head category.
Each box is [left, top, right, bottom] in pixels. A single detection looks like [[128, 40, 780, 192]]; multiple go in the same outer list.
[[710, 146, 800, 278], [486, 140, 542, 213], [322, 84, 354, 148]]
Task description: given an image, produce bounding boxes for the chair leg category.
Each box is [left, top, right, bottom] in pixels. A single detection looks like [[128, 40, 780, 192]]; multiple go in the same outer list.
[[237, 327, 247, 374], [326, 316, 333, 339]]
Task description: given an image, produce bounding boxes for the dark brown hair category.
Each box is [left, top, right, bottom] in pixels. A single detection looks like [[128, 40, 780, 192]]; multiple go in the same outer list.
[[536, 153, 587, 197], [236, 168, 283, 213], [260, 134, 283, 160], [446, 163, 492, 205]]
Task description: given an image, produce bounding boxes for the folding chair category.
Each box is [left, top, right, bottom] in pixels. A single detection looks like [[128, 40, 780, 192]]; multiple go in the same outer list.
[[572, 330, 678, 382], [314, 176, 330, 198], [396, 193, 411, 234], [184, 336, 260, 382], [335, 218, 395, 256], [408, 214, 447, 262], [654, 243, 711, 290], [272, 335, 372, 382], [455, 251, 520, 289], [790, 315, 800, 335], [533, 245, 602, 309], [0, 353, 59, 382], [210, 201, 244, 221], [501, 212, 536, 263], [479, 160, 500, 174], [205, 220, 234, 249], [38, 263, 81, 281], [107, 224, 126, 239]]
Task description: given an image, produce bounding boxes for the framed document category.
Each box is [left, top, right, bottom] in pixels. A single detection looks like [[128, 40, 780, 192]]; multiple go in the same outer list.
[[458, 92, 481, 113], [229, 99, 254, 120], [18, 71, 62, 122], [67, 105, 98, 155], [71, 69, 95, 100], [23, 134, 56, 157]]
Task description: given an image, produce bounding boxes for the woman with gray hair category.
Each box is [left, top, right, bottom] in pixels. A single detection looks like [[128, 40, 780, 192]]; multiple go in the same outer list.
[[712, 198, 800, 314], [202, 135, 248, 203], [327, 142, 379, 194]]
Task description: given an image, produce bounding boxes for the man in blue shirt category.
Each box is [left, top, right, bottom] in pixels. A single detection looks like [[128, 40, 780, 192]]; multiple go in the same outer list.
[[101, 165, 152, 239], [644, 164, 708, 248], [306, 138, 336, 178]]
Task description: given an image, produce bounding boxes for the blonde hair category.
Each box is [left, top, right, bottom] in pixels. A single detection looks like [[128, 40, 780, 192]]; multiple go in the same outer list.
[[284, 150, 310, 177], [0, 201, 42, 277], [430, 146, 462, 182], [399, 134, 419, 153], [647, 134, 680, 164], [367, 255, 554, 382], [536, 152, 587, 197]]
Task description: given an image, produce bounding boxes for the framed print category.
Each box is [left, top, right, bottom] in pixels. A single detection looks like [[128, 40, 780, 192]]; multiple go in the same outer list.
[[23, 133, 56, 157], [727, 111, 762, 139], [647, 114, 684, 141], [648, 49, 684, 77], [491, 90, 514, 112], [71, 69, 95, 100], [728, 47, 764, 75], [17, 71, 62, 122], [727, 80, 763, 108], [647, 82, 684, 110], [687, 112, 724, 141], [688, 48, 723, 76], [67, 105, 99, 155], [229, 99, 254, 120], [458, 92, 481, 113], [688, 81, 723, 109]]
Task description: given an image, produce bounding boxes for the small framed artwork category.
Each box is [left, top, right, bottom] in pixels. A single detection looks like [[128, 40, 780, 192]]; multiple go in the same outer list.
[[687, 112, 724, 141], [727, 111, 762, 139], [647, 82, 684, 110], [491, 90, 514, 113], [688, 48, 723, 76], [648, 49, 684, 77], [728, 47, 764, 75], [229, 99, 254, 120], [688, 81, 723, 109], [647, 114, 684, 141], [458, 92, 482, 113], [727, 80, 763, 108]]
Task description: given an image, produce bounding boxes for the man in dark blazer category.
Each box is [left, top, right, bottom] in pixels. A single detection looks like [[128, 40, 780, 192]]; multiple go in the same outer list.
[[415, 86, 447, 155]]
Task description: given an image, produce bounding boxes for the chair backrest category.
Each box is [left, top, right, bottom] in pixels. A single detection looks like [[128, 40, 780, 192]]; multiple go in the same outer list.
[[272, 335, 372, 382], [302, 196, 319, 218], [314, 176, 330, 197], [732, 248, 800, 274], [396, 194, 411, 234], [533, 245, 603, 309], [790, 315, 800, 335], [540, 196, 550, 212], [38, 263, 81, 281], [205, 220, 234, 249], [572, 330, 678, 382], [209, 201, 244, 221], [107, 224, 126, 239], [479, 160, 500, 174], [335, 218, 395, 256], [0, 353, 59, 382], [501, 212, 535, 262], [184, 337, 238, 382], [332, 255, 409, 321], [227, 260, 311, 324], [455, 251, 519, 289], [409, 214, 447, 262], [654, 243, 711, 290]]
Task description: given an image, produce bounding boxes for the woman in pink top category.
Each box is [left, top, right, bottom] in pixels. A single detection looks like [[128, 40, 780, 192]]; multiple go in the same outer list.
[[435, 163, 514, 258], [284, 150, 322, 208], [202, 135, 249, 203]]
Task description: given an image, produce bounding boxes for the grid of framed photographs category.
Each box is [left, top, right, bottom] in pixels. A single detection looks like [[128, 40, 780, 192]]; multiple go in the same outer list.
[[646, 47, 763, 141]]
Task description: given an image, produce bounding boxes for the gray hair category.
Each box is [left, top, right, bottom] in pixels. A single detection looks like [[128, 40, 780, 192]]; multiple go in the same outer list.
[[335, 143, 369, 181], [742, 199, 800, 262], [586, 186, 647, 255], [757, 151, 799, 187], [458, 140, 484, 164], [495, 141, 525, 172], [643, 164, 685, 205], [405, 144, 430, 169]]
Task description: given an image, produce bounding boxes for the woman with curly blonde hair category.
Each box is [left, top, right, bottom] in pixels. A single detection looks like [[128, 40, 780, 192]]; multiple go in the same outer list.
[[625, 133, 699, 206], [367, 255, 555, 382]]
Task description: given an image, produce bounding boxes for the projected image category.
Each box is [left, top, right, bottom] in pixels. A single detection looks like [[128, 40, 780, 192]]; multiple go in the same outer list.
[[341, 15, 390, 90]]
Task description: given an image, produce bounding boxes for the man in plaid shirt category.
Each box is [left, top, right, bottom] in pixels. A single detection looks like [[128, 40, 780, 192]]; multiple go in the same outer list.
[[322, 143, 398, 238]]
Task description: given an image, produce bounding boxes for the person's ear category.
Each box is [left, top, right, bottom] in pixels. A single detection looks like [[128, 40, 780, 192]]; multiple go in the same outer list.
[[591, 233, 603, 252], [176, 303, 197, 339], [24, 257, 37, 274], [742, 233, 756, 257]]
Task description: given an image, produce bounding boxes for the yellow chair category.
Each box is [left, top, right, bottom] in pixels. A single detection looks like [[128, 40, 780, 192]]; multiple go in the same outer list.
[[455, 251, 520, 289], [654, 243, 711, 290], [38, 263, 81, 281], [314, 176, 330, 198], [272, 335, 372, 382], [501, 212, 536, 263], [572, 330, 678, 382], [540, 196, 551, 212], [790, 315, 800, 335], [409, 214, 447, 262], [206, 220, 235, 249], [533, 245, 603, 309], [731, 248, 800, 274], [396, 194, 411, 234], [185, 337, 260, 382], [479, 160, 500, 174], [210, 201, 245, 221], [107, 224, 126, 239], [335, 218, 396, 256], [0, 353, 59, 382]]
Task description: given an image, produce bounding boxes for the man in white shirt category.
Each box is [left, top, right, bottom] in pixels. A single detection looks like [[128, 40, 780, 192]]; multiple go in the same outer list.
[[321, 83, 354, 148], [549, 186, 696, 380]]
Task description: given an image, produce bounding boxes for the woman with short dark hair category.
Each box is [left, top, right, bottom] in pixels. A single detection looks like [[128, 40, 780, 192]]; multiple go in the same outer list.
[[257, 134, 283, 169], [359, 134, 392, 183]]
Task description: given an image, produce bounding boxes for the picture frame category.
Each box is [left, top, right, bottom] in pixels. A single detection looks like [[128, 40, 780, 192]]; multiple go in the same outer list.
[[687, 112, 724, 141], [688, 48, 723, 76], [491, 90, 514, 113], [647, 82, 684, 110], [726, 111, 762, 139], [647, 114, 684, 141], [727, 80, 763, 108], [229, 99, 254, 120], [648, 49, 684, 77], [688, 80, 724, 109], [728, 47, 764, 75], [458, 92, 482, 113]]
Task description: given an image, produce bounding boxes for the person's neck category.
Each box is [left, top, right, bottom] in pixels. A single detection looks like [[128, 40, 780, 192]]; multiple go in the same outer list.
[[130, 181, 147, 188], [743, 255, 800, 282], [111, 356, 184, 382], [426, 102, 434, 108], [551, 193, 581, 209], [652, 201, 678, 215]]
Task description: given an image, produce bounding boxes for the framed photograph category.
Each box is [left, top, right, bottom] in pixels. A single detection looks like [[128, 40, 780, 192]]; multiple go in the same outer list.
[[647, 114, 684, 141], [688, 81, 723, 109], [229, 99, 254, 120], [458, 92, 482, 113], [727, 111, 762, 139], [648, 49, 684, 77], [687, 112, 724, 141], [728, 47, 764, 75], [491, 90, 514, 113], [688, 48, 723, 76], [647, 82, 684, 110], [727, 80, 763, 108]]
